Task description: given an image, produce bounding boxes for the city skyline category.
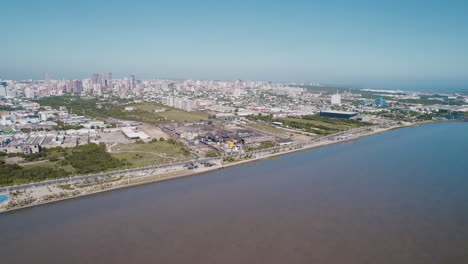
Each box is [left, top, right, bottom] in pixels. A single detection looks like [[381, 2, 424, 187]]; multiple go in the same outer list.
[[2, 72, 466, 94], [1, 2, 467, 262], [2, 0, 468, 90]]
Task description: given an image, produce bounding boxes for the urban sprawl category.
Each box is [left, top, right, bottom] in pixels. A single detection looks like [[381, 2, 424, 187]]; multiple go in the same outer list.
[[0, 73, 467, 211]]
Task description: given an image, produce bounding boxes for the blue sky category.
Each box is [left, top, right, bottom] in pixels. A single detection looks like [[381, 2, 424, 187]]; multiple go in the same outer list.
[[2, 0, 468, 90]]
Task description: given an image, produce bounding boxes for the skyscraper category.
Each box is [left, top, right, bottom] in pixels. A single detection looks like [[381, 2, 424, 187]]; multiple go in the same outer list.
[[99, 73, 106, 91], [108, 72, 113, 88], [44, 72, 51, 94], [130, 74, 136, 90], [91, 73, 99, 84], [72, 80, 83, 94], [65, 80, 73, 93]]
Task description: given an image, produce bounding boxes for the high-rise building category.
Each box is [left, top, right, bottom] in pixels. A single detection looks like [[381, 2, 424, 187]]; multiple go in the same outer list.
[[99, 73, 106, 91], [72, 80, 83, 94], [182, 99, 194, 111], [24, 87, 35, 98], [331, 93, 341, 105], [44, 73, 52, 94], [163, 97, 194, 111], [65, 80, 73, 93], [163, 96, 175, 107], [93, 84, 102, 96], [108, 72, 113, 88], [91, 74, 99, 84], [0, 85, 8, 97], [130, 74, 136, 90]]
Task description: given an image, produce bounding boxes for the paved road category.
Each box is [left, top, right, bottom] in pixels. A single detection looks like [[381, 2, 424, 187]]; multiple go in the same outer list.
[[0, 126, 381, 193]]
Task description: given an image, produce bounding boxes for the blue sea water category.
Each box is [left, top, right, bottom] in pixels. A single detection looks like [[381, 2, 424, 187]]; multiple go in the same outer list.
[[351, 80, 468, 94], [0, 122, 466, 264]]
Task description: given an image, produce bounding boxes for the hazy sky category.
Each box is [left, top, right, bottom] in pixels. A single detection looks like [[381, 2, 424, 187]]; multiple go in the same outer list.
[[2, 0, 468, 89]]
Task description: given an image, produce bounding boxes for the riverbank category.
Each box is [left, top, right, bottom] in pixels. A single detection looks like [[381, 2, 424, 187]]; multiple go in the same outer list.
[[0, 123, 414, 213], [3, 121, 466, 264]]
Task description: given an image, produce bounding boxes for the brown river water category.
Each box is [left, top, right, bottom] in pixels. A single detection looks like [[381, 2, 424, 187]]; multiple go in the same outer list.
[[0, 122, 467, 263]]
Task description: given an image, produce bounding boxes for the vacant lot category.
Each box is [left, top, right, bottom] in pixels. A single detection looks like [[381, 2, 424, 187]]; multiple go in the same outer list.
[[248, 114, 370, 135], [285, 117, 365, 131], [21, 160, 75, 173], [132, 102, 210, 123], [37, 97, 210, 124], [244, 123, 291, 136], [138, 124, 170, 139], [99, 131, 130, 143], [110, 140, 191, 168]]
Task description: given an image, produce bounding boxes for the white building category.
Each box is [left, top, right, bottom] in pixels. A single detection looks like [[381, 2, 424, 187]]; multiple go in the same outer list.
[[121, 127, 150, 140], [162, 97, 194, 111], [182, 99, 194, 111], [331, 93, 341, 105], [163, 97, 175, 107], [24, 88, 35, 98], [0, 114, 13, 126]]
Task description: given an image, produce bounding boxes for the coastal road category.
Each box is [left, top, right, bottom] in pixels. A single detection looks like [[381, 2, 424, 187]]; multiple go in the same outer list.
[[0, 125, 383, 194]]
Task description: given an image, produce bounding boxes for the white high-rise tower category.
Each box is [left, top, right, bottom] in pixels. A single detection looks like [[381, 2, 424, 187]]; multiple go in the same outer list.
[[331, 93, 341, 105]]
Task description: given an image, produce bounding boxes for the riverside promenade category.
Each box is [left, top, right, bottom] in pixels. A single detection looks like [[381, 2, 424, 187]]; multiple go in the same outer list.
[[0, 124, 398, 212]]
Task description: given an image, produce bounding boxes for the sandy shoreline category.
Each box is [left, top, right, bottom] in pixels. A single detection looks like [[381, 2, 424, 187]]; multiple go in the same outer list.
[[0, 124, 417, 213]]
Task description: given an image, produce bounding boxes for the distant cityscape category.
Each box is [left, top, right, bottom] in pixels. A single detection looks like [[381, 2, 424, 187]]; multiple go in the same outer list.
[[1, 73, 467, 152], [3, 1, 468, 262], [1, 72, 466, 107], [0, 72, 467, 211]]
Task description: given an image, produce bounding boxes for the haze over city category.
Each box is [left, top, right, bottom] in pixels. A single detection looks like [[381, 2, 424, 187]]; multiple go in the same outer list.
[[1, 2, 468, 264], [2, 0, 468, 90]]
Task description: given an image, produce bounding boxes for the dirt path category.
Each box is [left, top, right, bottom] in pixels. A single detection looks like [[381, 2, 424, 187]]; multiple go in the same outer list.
[[112, 150, 176, 159], [19, 160, 50, 166]]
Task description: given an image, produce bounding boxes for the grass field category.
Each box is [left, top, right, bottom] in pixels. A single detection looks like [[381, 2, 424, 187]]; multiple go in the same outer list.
[[248, 114, 370, 135], [20, 140, 191, 177], [283, 117, 366, 131], [110, 140, 191, 168], [37, 97, 210, 124], [244, 123, 291, 136], [21, 160, 76, 174], [131, 102, 210, 123]]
